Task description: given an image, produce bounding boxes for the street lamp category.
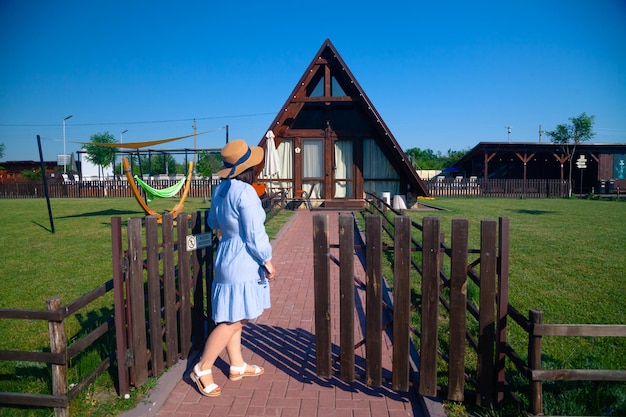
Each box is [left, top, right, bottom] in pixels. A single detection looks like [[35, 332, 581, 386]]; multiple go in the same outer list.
[[120, 130, 128, 175], [63, 115, 73, 173]]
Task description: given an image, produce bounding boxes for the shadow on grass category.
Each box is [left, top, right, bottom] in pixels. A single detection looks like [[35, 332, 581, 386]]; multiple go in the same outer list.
[[31, 221, 53, 233], [507, 209, 556, 215], [55, 208, 142, 219]]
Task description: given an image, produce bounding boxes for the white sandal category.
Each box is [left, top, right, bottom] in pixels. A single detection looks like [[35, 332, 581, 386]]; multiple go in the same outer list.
[[229, 362, 264, 381], [191, 364, 221, 397]]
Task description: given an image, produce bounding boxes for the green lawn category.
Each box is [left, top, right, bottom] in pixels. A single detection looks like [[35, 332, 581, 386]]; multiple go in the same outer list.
[[410, 197, 626, 415], [419, 198, 626, 326], [1, 196, 624, 415], [0, 197, 292, 417]]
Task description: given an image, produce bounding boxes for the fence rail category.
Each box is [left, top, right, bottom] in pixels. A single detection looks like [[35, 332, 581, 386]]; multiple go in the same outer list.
[[0, 280, 115, 417], [313, 193, 626, 414]]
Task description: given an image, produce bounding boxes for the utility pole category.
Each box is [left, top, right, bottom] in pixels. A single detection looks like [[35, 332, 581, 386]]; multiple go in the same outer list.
[[193, 119, 197, 162], [192, 119, 197, 175], [63, 114, 73, 173], [120, 129, 128, 175], [539, 124, 543, 143], [225, 124, 229, 143], [506, 126, 512, 143]]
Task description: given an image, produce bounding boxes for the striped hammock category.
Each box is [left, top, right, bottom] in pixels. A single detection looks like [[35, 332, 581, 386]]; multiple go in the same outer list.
[[134, 175, 186, 202]]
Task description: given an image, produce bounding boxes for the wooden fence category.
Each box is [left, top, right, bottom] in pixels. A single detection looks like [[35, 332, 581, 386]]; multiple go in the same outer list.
[[1, 178, 571, 199], [0, 282, 116, 417], [507, 307, 626, 415], [0, 178, 220, 199], [312, 195, 626, 414], [425, 178, 570, 198], [312, 210, 510, 403], [112, 211, 215, 395], [0, 195, 285, 415]]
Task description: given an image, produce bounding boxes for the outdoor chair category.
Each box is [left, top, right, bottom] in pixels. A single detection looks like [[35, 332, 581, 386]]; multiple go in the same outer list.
[[292, 189, 312, 210]]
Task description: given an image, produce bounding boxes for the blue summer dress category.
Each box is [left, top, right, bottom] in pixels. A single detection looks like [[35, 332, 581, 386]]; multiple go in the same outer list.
[[208, 179, 272, 323]]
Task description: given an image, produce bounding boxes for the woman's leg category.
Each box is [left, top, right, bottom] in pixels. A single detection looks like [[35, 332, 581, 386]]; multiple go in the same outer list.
[[225, 320, 263, 377], [225, 322, 245, 367], [195, 321, 244, 386]]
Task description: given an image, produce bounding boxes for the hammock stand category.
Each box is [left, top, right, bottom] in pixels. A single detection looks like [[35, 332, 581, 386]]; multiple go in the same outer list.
[[122, 157, 194, 224]]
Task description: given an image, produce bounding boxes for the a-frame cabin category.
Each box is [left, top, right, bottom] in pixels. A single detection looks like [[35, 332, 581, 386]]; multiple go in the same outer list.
[[255, 38, 429, 208]]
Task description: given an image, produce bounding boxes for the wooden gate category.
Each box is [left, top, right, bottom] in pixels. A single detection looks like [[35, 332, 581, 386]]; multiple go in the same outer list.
[[111, 211, 215, 395], [312, 212, 510, 405]]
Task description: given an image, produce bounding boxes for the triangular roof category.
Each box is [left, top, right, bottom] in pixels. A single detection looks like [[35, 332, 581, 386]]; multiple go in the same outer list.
[[259, 38, 428, 197]]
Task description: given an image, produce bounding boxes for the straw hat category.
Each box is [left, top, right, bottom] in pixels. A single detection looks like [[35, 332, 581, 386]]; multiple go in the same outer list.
[[216, 139, 264, 179]]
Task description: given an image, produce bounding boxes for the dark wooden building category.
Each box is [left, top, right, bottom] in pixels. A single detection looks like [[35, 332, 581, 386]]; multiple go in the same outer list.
[[254, 39, 428, 208], [450, 142, 626, 194]]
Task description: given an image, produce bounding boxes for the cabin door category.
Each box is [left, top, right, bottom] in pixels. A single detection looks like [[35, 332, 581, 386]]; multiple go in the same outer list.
[[302, 139, 324, 199], [333, 139, 354, 198]]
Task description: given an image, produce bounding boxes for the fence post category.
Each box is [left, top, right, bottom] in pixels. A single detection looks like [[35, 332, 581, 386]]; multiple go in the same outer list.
[[162, 213, 178, 366], [191, 211, 206, 347], [495, 217, 510, 403], [448, 218, 469, 401], [529, 309, 543, 415], [366, 215, 383, 387], [127, 217, 148, 386], [477, 219, 497, 407], [178, 212, 192, 359], [392, 215, 411, 391], [205, 210, 217, 336], [145, 216, 164, 376], [111, 217, 130, 396], [420, 216, 440, 397], [313, 214, 332, 377], [47, 297, 69, 417], [338, 213, 355, 382]]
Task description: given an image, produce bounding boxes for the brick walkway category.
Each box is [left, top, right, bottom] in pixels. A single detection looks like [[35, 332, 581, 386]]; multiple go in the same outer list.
[[130, 210, 444, 417]]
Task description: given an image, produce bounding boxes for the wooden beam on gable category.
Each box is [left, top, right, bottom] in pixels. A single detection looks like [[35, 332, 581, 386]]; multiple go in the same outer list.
[[257, 38, 430, 199]]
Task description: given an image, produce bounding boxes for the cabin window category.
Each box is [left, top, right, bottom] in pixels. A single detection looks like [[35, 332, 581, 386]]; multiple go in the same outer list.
[[331, 75, 346, 97], [363, 138, 399, 197]]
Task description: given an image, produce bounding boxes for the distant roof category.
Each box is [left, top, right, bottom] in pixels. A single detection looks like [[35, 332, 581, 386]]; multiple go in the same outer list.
[[454, 141, 626, 166]]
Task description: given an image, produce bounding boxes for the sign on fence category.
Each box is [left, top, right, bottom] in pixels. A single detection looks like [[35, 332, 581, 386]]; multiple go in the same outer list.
[[186, 232, 213, 251]]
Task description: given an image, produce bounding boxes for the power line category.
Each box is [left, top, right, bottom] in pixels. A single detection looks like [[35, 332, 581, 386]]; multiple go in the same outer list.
[[0, 112, 276, 127]]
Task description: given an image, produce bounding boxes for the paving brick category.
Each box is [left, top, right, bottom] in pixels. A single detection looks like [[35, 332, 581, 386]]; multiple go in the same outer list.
[[141, 211, 432, 417]]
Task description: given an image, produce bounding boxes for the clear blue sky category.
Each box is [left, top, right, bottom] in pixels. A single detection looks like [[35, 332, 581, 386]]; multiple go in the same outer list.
[[1, 0, 625, 163]]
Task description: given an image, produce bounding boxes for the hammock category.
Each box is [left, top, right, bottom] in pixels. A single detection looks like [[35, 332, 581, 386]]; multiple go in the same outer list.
[[122, 157, 194, 224], [134, 175, 186, 202]]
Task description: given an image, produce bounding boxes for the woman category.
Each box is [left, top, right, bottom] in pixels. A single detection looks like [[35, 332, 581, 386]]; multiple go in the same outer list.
[[191, 139, 276, 397]]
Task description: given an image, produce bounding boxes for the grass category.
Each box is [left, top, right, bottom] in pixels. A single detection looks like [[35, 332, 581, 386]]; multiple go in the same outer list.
[[0, 196, 292, 417], [2, 195, 624, 415], [362, 197, 626, 415]]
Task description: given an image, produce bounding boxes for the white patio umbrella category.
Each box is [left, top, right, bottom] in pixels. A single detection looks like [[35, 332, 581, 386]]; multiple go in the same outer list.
[[263, 130, 280, 195]]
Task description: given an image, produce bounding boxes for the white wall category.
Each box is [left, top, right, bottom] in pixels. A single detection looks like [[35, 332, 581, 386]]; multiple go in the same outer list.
[[79, 152, 113, 180], [416, 170, 441, 180]]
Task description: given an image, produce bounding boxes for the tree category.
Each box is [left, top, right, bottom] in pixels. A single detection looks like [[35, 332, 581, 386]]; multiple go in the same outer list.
[[84, 132, 118, 180], [21, 168, 43, 181], [196, 151, 222, 178], [405, 147, 469, 170], [0, 143, 5, 171], [546, 112, 595, 197], [139, 152, 178, 176]]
